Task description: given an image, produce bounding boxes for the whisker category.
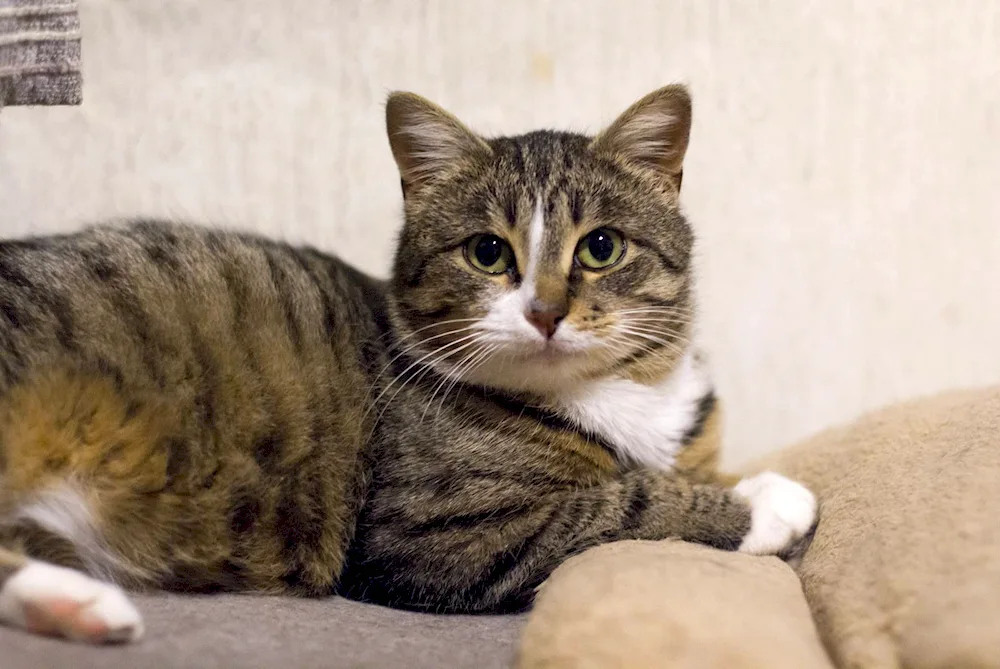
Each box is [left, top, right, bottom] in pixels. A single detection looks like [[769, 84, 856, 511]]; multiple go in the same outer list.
[[420, 339, 490, 424], [602, 333, 685, 376], [433, 343, 499, 421], [375, 317, 482, 349], [620, 317, 692, 327], [617, 322, 689, 336], [619, 330, 690, 346], [602, 333, 662, 361], [375, 334, 489, 429], [386, 319, 483, 353], [616, 306, 694, 315], [365, 331, 486, 421], [616, 312, 693, 321], [616, 313, 694, 322], [373, 324, 481, 380], [615, 326, 689, 357]]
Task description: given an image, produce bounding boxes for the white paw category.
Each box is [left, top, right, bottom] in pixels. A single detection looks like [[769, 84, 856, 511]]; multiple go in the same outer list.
[[0, 561, 143, 643], [734, 471, 817, 556]]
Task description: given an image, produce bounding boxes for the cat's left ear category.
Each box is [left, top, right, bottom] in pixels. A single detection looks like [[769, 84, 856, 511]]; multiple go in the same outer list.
[[591, 84, 692, 191], [385, 92, 493, 197]]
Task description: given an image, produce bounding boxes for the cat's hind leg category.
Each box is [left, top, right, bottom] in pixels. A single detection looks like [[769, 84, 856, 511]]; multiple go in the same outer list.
[[0, 544, 143, 643], [0, 365, 157, 644]]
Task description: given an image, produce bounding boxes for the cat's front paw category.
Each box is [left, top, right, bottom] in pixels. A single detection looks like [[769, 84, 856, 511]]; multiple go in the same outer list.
[[734, 471, 817, 559]]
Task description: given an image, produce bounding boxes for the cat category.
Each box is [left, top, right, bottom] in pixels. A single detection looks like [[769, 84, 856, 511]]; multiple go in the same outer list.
[[0, 85, 816, 643]]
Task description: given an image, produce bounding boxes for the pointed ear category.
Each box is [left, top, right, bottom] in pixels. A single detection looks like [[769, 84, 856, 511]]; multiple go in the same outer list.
[[385, 92, 492, 195], [591, 85, 692, 190]]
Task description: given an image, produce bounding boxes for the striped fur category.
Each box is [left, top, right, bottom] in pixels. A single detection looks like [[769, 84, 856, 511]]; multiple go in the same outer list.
[[0, 86, 816, 639]]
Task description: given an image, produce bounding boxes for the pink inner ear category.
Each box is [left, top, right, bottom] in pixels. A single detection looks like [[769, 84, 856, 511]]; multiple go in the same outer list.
[[592, 87, 692, 182]]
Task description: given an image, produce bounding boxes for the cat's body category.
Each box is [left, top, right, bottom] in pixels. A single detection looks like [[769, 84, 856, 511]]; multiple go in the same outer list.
[[0, 86, 816, 642]]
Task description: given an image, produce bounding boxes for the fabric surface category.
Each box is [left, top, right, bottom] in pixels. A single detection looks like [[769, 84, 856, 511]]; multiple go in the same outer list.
[[0, 593, 525, 669], [519, 386, 1000, 668], [755, 385, 1000, 669], [2, 1, 1000, 466], [518, 541, 833, 669], [0, 0, 81, 107]]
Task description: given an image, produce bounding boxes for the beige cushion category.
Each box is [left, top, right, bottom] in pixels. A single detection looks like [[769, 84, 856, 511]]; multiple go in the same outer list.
[[518, 386, 1000, 668], [759, 385, 1000, 668], [517, 541, 832, 669]]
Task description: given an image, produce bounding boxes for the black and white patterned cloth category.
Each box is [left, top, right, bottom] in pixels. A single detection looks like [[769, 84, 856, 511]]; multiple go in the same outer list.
[[0, 0, 81, 107]]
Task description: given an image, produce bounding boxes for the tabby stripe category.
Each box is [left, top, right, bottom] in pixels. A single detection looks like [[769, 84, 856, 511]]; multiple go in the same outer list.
[[464, 506, 560, 607], [620, 481, 650, 532], [188, 329, 219, 427], [412, 304, 453, 320], [79, 246, 121, 282], [107, 287, 164, 385], [292, 249, 338, 339], [216, 247, 287, 478], [570, 189, 584, 225], [631, 238, 685, 273], [680, 392, 717, 447], [611, 336, 669, 369], [633, 294, 680, 310], [47, 290, 77, 351], [402, 240, 463, 288], [0, 253, 33, 289], [263, 246, 304, 352], [0, 246, 77, 351], [406, 503, 529, 534]]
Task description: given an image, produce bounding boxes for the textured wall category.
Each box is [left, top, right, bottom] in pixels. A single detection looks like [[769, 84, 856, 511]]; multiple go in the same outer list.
[[1, 0, 999, 464]]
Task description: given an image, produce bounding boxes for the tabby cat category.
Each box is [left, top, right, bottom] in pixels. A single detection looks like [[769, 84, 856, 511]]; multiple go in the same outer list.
[[0, 85, 816, 643]]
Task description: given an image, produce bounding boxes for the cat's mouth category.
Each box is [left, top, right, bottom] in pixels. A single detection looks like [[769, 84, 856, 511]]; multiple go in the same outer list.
[[514, 337, 592, 363]]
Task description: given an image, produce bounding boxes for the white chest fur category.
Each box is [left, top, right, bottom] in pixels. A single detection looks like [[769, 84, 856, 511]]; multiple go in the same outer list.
[[548, 350, 714, 470]]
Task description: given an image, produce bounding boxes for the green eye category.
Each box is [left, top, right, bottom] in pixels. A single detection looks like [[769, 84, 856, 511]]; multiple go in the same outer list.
[[576, 228, 625, 270], [464, 234, 513, 274]]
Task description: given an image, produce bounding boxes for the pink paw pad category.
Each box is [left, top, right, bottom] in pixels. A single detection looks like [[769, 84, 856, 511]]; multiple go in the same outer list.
[[0, 562, 143, 644]]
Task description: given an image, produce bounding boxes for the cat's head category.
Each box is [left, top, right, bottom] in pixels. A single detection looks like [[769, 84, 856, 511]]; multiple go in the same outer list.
[[386, 86, 696, 395]]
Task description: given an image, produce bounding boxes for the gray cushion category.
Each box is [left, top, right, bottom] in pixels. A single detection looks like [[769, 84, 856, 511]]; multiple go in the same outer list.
[[2, 593, 525, 669]]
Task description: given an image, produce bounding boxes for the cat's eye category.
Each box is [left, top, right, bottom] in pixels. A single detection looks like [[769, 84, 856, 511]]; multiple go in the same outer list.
[[465, 234, 513, 275], [576, 228, 625, 270]]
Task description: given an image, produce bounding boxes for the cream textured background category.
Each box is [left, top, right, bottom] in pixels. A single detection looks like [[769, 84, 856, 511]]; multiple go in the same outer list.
[[1, 0, 999, 464]]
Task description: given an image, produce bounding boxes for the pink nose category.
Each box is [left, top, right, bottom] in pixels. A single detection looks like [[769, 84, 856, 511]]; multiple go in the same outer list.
[[524, 301, 566, 339]]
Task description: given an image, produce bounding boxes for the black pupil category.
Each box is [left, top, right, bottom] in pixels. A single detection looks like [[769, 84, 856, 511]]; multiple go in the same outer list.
[[475, 237, 503, 267], [588, 231, 615, 262]]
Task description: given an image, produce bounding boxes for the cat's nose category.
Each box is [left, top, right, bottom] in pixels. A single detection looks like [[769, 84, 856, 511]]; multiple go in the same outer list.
[[524, 300, 566, 339]]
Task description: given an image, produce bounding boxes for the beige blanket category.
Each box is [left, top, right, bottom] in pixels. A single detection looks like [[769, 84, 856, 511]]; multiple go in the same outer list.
[[519, 386, 1000, 668]]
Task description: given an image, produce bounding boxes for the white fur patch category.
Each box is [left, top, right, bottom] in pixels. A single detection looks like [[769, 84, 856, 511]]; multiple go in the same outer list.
[[734, 471, 817, 555], [0, 561, 143, 643], [549, 348, 713, 469], [14, 486, 121, 582], [521, 195, 546, 297], [474, 195, 550, 349]]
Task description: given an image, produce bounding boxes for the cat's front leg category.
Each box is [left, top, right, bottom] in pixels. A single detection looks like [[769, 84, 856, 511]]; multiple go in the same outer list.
[[339, 468, 818, 612]]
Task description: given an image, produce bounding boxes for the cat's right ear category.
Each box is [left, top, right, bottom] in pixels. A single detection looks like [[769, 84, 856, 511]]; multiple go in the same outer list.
[[385, 92, 492, 197], [591, 85, 692, 192]]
